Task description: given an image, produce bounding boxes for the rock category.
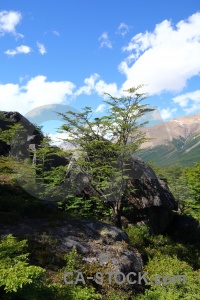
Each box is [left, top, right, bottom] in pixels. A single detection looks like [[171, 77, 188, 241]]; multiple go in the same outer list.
[[126, 155, 176, 209], [65, 155, 178, 234], [122, 155, 178, 233], [0, 218, 143, 275], [0, 111, 68, 170], [0, 111, 43, 157], [54, 218, 143, 274], [34, 149, 69, 171], [164, 214, 200, 243]]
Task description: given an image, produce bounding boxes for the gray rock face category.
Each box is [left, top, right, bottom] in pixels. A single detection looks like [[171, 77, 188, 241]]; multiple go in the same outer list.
[[0, 218, 143, 275], [66, 155, 178, 234], [58, 219, 142, 273], [0, 111, 69, 171], [121, 155, 178, 233], [0, 111, 43, 156]]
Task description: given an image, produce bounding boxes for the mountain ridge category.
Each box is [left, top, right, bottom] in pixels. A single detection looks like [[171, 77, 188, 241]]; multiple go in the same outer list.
[[141, 112, 200, 149], [138, 112, 200, 167]]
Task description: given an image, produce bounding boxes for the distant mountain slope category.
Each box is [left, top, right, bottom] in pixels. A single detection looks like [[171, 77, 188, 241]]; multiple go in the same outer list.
[[58, 113, 200, 167], [138, 112, 200, 167], [59, 141, 76, 151]]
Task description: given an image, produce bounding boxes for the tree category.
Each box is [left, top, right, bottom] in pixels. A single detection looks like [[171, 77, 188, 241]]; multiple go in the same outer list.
[[0, 123, 27, 160], [58, 86, 154, 228], [28, 135, 68, 201], [183, 163, 200, 220], [0, 235, 44, 294], [184, 163, 200, 202]]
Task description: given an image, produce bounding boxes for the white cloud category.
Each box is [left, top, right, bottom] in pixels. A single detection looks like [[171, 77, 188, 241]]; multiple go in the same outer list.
[[160, 107, 177, 119], [37, 42, 47, 55], [76, 73, 122, 98], [98, 32, 112, 49], [173, 90, 200, 114], [0, 10, 22, 36], [120, 12, 200, 95], [52, 30, 60, 36], [116, 23, 129, 37], [75, 73, 100, 96], [5, 45, 31, 56], [95, 104, 106, 113], [0, 75, 76, 115], [94, 80, 120, 98]]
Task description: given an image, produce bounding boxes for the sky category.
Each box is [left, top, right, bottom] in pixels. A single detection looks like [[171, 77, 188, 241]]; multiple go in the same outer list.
[[1, 0, 200, 140]]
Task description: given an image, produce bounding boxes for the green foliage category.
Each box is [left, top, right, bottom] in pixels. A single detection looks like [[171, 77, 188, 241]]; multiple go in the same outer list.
[[58, 86, 154, 227], [126, 224, 200, 269], [0, 236, 102, 299], [126, 226, 200, 300], [0, 123, 27, 160], [0, 234, 45, 293], [149, 162, 200, 220], [15, 135, 68, 201], [139, 133, 200, 168], [139, 255, 200, 300], [0, 157, 13, 173], [184, 163, 200, 202]]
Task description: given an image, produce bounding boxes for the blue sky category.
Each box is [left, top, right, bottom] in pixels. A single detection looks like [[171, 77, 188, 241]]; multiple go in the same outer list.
[[1, 0, 200, 139]]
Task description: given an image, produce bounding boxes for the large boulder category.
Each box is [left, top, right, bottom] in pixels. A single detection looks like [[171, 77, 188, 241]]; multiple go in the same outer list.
[[66, 155, 178, 234], [0, 111, 43, 156], [122, 155, 178, 233], [58, 218, 143, 274], [0, 111, 69, 171], [0, 218, 143, 275]]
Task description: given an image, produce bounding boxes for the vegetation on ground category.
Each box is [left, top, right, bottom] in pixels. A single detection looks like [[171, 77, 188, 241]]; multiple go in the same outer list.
[[0, 86, 200, 299]]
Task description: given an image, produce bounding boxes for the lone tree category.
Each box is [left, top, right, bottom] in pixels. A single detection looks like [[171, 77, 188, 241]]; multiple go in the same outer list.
[[59, 86, 154, 228]]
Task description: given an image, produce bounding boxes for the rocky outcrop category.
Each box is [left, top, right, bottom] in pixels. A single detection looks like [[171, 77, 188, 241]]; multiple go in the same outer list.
[[58, 219, 143, 274], [0, 218, 143, 275], [66, 155, 178, 234], [0, 111, 43, 156], [0, 111, 178, 234], [0, 111, 69, 171], [122, 155, 178, 233]]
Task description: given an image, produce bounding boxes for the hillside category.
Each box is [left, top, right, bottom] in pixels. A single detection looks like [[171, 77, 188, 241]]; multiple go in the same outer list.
[[138, 112, 200, 167]]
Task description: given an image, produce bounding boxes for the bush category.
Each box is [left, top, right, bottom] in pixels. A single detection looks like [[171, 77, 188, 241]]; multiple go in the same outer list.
[[0, 235, 45, 294]]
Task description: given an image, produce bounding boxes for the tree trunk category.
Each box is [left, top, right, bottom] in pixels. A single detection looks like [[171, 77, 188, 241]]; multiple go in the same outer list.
[[113, 205, 122, 229]]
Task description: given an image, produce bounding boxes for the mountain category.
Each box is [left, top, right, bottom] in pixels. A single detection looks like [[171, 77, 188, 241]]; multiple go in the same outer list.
[[59, 141, 77, 151], [138, 112, 200, 167], [57, 113, 200, 167]]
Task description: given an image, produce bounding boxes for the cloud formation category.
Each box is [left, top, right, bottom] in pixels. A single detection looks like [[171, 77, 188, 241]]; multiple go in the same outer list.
[[37, 42, 47, 55], [160, 107, 177, 119], [5, 45, 31, 56], [98, 32, 112, 48], [119, 12, 200, 95], [0, 76, 75, 115], [116, 23, 129, 37], [0, 10, 22, 37], [76, 73, 100, 96], [173, 90, 200, 114], [95, 104, 106, 113], [76, 73, 121, 98], [52, 30, 60, 36]]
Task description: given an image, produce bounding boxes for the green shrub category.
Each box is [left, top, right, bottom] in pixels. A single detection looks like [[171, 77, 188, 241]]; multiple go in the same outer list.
[[0, 234, 45, 293], [138, 254, 200, 299]]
